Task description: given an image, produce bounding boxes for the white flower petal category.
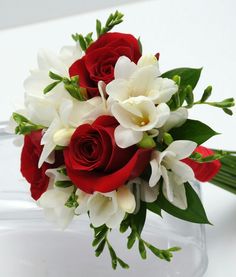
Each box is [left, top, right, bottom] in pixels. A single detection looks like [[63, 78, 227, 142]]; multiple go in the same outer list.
[[59, 98, 74, 127], [106, 209, 125, 229], [138, 54, 159, 70], [166, 140, 197, 160], [106, 79, 130, 102], [37, 48, 68, 76], [170, 160, 195, 182], [114, 125, 143, 148], [59, 42, 82, 67], [162, 108, 188, 132], [129, 65, 159, 95], [39, 118, 62, 167], [151, 78, 178, 104], [24, 70, 51, 97], [25, 95, 57, 127], [149, 155, 162, 187], [155, 103, 170, 128], [162, 166, 174, 202], [112, 97, 160, 132], [140, 181, 159, 203], [114, 56, 137, 80], [117, 186, 136, 213], [167, 173, 187, 210], [88, 193, 116, 227]]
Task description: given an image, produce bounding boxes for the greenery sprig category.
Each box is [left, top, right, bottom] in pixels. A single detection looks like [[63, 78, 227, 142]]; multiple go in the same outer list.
[[43, 71, 86, 101], [122, 205, 181, 263], [72, 11, 124, 51], [96, 11, 124, 38], [162, 68, 235, 115], [91, 224, 129, 270], [72, 32, 93, 51], [12, 113, 45, 135]]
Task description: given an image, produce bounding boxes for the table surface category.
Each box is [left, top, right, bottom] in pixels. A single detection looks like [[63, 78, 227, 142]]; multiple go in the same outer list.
[[0, 0, 235, 276]]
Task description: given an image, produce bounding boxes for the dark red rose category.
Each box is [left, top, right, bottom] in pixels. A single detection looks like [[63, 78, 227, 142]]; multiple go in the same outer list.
[[182, 146, 221, 182], [69, 32, 141, 98], [21, 130, 63, 200], [64, 115, 152, 194]]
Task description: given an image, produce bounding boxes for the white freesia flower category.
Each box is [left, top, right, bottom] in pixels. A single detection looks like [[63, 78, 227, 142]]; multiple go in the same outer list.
[[112, 96, 170, 148], [37, 168, 74, 229], [107, 55, 178, 104], [23, 43, 82, 127], [75, 186, 135, 228], [149, 140, 197, 209]]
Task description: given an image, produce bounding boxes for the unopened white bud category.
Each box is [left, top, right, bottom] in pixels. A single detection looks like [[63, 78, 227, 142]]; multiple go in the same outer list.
[[138, 54, 158, 67], [53, 128, 75, 146], [117, 186, 136, 213]]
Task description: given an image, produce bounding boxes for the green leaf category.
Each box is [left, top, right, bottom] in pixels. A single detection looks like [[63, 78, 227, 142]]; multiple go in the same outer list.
[[107, 243, 117, 270], [55, 180, 73, 188], [127, 230, 136, 249], [223, 108, 233, 116], [169, 119, 219, 145], [156, 183, 211, 224], [117, 258, 129, 269], [92, 228, 108, 247], [95, 239, 106, 257], [162, 67, 202, 90], [145, 244, 165, 260], [49, 71, 63, 81], [12, 113, 45, 135], [43, 81, 61, 94], [96, 19, 102, 37], [12, 112, 29, 124], [162, 68, 202, 107], [130, 201, 146, 235], [146, 202, 162, 217], [119, 217, 130, 233], [78, 34, 87, 51], [138, 240, 147, 259]]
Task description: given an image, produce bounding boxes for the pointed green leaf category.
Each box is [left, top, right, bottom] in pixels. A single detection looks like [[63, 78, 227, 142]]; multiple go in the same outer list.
[[162, 67, 202, 90], [169, 119, 219, 145], [156, 183, 211, 224], [130, 201, 146, 235], [146, 202, 162, 217], [43, 81, 61, 94]]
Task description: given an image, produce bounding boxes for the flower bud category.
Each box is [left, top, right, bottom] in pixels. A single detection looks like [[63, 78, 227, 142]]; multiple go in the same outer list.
[[117, 186, 136, 213], [53, 128, 75, 146], [137, 132, 156, 148], [163, 132, 173, 145], [138, 54, 158, 67]]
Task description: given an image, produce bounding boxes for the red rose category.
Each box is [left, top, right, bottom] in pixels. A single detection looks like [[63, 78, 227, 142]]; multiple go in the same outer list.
[[182, 146, 221, 182], [21, 130, 50, 200], [69, 32, 141, 98], [21, 130, 63, 200], [64, 115, 152, 194]]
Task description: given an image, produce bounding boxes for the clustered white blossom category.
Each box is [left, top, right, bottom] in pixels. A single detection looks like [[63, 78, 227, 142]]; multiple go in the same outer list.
[[19, 44, 197, 229]]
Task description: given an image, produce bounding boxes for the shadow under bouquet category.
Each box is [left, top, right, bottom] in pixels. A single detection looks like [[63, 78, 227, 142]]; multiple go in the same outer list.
[[9, 11, 235, 269]]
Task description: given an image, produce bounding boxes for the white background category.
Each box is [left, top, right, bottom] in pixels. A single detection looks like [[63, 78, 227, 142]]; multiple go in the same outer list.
[[0, 0, 235, 276]]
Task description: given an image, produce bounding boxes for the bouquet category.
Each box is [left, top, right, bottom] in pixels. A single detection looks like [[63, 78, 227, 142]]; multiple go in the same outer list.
[[9, 11, 235, 269]]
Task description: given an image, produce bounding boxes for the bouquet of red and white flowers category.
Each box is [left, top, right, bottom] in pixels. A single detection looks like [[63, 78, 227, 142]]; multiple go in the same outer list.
[[10, 11, 235, 269]]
